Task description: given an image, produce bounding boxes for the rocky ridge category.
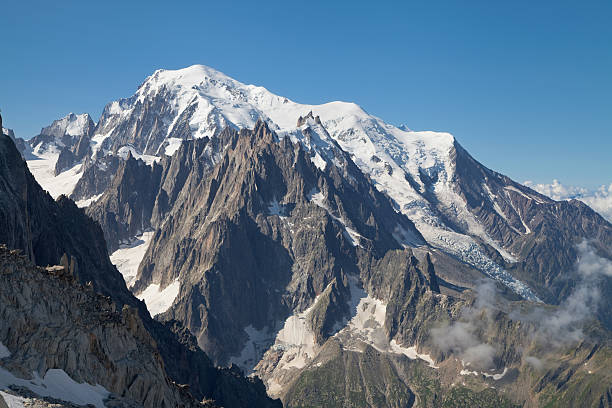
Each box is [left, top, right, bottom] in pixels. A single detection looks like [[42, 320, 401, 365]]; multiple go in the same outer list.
[[0, 127, 281, 407], [130, 121, 424, 362]]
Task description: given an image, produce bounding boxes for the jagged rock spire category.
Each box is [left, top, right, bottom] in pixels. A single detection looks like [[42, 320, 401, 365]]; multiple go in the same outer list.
[[297, 110, 322, 127], [425, 253, 440, 293]]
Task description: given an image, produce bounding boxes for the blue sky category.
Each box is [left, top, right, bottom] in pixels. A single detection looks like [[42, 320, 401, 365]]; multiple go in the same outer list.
[[1, 1, 610, 188]]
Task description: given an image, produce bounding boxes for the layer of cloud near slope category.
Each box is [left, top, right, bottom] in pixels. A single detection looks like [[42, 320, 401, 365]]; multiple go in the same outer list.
[[432, 242, 612, 369], [431, 280, 499, 370], [524, 180, 612, 223]]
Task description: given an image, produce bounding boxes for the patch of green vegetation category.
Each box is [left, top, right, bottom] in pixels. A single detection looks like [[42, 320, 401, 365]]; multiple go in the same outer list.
[[285, 346, 414, 408], [537, 372, 608, 408], [285, 357, 347, 408], [534, 343, 612, 408], [405, 361, 442, 407], [441, 387, 519, 408]]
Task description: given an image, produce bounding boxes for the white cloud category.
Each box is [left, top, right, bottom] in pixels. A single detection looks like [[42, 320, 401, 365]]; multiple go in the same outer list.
[[431, 281, 498, 370], [523, 179, 587, 200], [510, 241, 612, 346], [523, 180, 612, 223], [432, 243, 612, 368], [581, 183, 612, 224], [576, 240, 612, 278], [524, 355, 543, 369]]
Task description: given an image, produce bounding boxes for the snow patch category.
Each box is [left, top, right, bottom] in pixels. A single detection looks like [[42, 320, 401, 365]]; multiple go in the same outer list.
[[504, 185, 545, 204], [137, 279, 180, 316], [75, 193, 103, 208], [267, 198, 288, 219], [90, 131, 111, 158], [337, 284, 388, 350], [0, 391, 27, 408], [0, 342, 10, 359], [164, 137, 183, 156], [307, 187, 325, 208], [257, 286, 331, 384], [110, 231, 155, 287], [310, 152, 327, 171], [229, 326, 277, 375], [389, 340, 438, 368], [117, 145, 160, 165], [26, 150, 82, 199], [460, 365, 508, 380], [272, 301, 319, 370], [0, 367, 110, 408], [342, 227, 362, 247]]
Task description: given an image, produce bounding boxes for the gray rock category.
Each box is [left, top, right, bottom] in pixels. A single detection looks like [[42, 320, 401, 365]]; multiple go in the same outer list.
[[0, 245, 191, 407], [128, 121, 423, 365]]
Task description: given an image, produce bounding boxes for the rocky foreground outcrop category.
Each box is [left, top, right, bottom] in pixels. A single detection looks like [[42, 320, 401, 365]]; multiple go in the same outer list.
[[0, 245, 197, 407]]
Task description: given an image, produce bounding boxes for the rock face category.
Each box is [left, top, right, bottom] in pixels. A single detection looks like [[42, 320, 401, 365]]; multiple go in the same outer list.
[[129, 121, 424, 364], [0, 130, 128, 304], [0, 132, 281, 408], [1, 115, 27, 160], [1, 123, 28, 159], [71, 154, 123, 202], [86, 154, 163, 251]]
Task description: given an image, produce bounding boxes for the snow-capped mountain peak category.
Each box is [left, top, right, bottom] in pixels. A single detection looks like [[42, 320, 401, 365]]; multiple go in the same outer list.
[[28, 65, 558, 301], [41, 112, 93, 138], [30, 112, 94, 153]]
